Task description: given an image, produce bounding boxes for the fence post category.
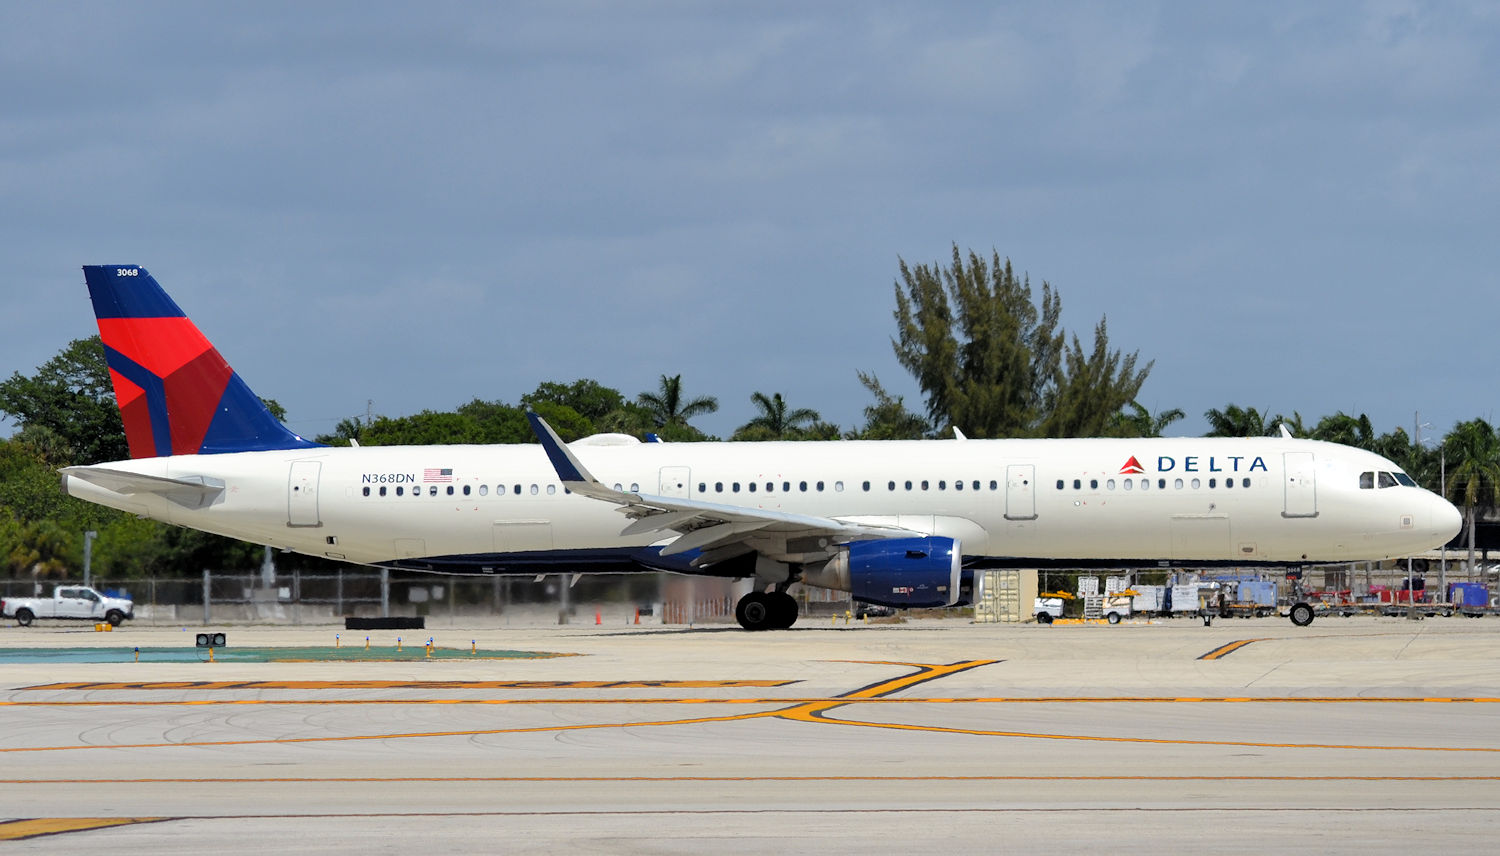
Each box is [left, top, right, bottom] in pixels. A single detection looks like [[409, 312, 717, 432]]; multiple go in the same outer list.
[[381, 567, 389, 617], [202, 569, 211, 625]]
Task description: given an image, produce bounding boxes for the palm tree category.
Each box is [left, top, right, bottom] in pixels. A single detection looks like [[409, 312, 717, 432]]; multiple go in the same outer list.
[[1310, 412, 1374, 449], [636, 374, 718, 429], [734, 392, 821, 440], [1110, 402, 1184, 438], [1203, 404, 1270, 437], [1442, 418, 1500, 577]]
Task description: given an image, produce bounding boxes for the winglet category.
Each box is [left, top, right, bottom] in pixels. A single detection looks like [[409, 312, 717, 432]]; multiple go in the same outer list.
[[526, 411, 590, 483], [527, 411, 644, 504]]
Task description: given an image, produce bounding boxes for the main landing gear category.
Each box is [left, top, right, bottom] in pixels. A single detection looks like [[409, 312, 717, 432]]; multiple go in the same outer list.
[[735, 590, 799, 631]]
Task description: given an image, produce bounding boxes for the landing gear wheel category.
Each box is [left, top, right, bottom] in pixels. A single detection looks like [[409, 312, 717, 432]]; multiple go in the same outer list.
[[769, 592, 798, 629], [735, 592, 774, 631], [1288, 602, 1315, 627]]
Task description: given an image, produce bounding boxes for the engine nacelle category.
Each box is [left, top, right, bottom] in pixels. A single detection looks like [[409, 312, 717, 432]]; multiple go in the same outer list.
[[804, 536, 962, 608]]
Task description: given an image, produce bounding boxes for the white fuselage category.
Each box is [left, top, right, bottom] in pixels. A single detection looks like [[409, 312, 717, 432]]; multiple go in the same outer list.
[[62, 435, 1462, 579]]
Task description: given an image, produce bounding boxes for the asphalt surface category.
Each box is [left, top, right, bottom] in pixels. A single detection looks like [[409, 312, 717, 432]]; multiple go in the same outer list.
[[3, 614, 1499, 853]]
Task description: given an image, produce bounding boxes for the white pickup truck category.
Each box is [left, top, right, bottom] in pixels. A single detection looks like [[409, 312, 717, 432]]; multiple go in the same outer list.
[[2, 586, 134, 627]]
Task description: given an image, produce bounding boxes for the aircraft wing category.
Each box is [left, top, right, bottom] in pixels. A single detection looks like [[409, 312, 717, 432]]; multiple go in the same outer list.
[[527, 413, 920, 566], [60, 466, 225, 510]]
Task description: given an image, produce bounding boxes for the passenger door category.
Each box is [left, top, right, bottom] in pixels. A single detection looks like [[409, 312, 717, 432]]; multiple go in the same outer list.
[[1005, 464, 1037, 520], [1282, 452, 1318, 518], [288, 461, 322, 527]]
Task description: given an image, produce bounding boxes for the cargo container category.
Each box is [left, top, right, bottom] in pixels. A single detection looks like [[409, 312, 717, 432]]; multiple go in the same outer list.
[[1448, 583, 1489, 609]]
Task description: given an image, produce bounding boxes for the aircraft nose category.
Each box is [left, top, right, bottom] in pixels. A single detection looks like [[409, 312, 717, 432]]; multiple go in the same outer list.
[[1432, 493, 1463, 543]]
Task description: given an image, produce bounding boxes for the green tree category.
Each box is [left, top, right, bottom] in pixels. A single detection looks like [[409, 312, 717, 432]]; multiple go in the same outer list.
[[1310, 412, 1374, 448], [1203, 404, 1277, 437], [0, 336, 126, 464], [891, 245, 1150, 438], [1442, 418, 1500, 573], [847, 372, 930, 440], [521, 380, 624, 425], [732, 392, 822, 441], [637, 375, 718, 430], [1108, 402, 1185, 438]]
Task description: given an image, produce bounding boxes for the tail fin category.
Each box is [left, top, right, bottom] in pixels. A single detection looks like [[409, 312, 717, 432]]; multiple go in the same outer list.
[[81, 265, 322, 459]]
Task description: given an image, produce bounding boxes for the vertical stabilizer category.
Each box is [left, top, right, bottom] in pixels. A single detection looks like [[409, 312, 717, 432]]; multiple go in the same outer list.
[[81, 265, 322, 459]]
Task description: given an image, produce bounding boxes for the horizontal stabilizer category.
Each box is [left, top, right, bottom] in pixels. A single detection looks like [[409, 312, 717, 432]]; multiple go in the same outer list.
[[62, 466, 225, 510]]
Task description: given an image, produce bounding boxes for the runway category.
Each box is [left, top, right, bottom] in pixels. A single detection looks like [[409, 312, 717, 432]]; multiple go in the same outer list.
[[3, 616, 1500, 853]]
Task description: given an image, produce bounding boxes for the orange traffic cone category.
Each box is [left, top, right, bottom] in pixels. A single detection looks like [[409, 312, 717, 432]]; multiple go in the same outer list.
[[595, 609, 602, 625]]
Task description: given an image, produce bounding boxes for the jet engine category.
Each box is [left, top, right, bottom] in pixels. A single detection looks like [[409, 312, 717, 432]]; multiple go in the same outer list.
[[802, 536, 961, 608]]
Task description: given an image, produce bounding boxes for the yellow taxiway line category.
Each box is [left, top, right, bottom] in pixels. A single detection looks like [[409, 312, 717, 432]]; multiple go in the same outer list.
[[4, 661, 1499, 756], [0, 818, 166, 841]]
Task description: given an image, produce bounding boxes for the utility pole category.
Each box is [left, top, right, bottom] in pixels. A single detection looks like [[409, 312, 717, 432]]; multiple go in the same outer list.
[[82, 531, 97, 587]]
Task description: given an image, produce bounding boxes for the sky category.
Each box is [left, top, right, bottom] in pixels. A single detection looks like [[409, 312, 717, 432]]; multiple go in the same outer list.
[[2, 1, 1496, 446]]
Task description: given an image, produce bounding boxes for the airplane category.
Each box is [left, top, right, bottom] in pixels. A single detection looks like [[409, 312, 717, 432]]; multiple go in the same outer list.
[[60, 265, 1463, 629]]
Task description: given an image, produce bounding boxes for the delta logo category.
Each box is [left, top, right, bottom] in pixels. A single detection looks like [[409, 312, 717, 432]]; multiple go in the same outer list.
[[1120, 454, 1269, 474]]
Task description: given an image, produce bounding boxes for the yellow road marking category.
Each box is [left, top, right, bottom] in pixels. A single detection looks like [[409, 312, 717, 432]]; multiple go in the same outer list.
[[24, 679, 793, 691], [0, 818, 166, 841], [1199, 639, 1267, 660], [5, 661, 1498, 755], [3, 775, 1500, 785], [3, 695, 1495, 707]]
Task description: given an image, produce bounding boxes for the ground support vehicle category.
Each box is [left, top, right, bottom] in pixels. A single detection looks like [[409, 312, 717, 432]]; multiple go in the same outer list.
[[1034, 592, 1070, 624], [2, 586, 134, 627]]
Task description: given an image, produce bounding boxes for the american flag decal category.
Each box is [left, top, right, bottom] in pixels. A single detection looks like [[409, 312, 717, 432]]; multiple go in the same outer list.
[[423, 467, 453, 483]]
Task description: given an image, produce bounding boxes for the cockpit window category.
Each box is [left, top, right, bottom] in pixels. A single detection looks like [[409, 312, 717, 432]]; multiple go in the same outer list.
[[1359, 471, 1374, 490], [1394, 472, 1417, 487], [1378, 472, 1398, 489]]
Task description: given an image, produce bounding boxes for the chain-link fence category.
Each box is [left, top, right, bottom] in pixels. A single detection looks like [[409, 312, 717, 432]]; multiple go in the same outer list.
[[0, 570, 677, 626]]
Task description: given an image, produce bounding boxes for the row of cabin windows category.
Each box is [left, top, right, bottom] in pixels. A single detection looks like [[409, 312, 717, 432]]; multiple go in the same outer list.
[[363, 477, 1006, 499], [1057, 476, 1253, 491], [362, 484, 566, 498], [693, 479, 1001, 494]]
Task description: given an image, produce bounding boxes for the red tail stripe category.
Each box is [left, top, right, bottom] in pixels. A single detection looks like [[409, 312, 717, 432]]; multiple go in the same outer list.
[[97, 317, 215, 379]]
